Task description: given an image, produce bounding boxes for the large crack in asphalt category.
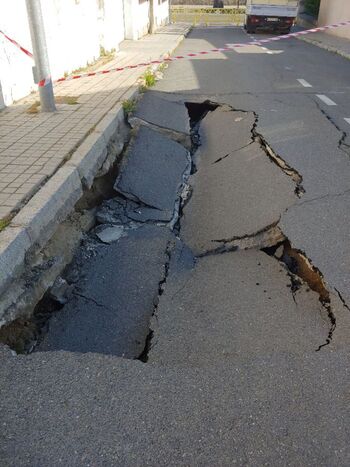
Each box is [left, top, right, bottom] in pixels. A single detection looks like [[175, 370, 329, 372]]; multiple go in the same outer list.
[[180, 101, 338, 353], [1, 96, 343, 358], [131, 99, 340, 358], [138, 240, 173, 362], [312, 96, 350, 159]]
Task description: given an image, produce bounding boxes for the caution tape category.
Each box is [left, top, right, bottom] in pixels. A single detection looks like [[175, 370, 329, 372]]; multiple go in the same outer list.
[[45, 19, 350, 87], [0, 29, 33, 59], [226, 20, 350, 47], [2, 20, 350, 88], [171, 7, 245, 14]]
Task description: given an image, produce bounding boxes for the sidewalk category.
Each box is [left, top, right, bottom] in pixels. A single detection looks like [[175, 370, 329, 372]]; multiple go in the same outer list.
[[0, 24, 189, 220], [297, 29, 350, 61]]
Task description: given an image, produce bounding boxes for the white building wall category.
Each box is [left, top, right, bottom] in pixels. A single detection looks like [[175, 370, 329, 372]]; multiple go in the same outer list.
[[0, 0, 125, 109], [124, 0, 150, 40], [318, 0, 350, 40], [154, 0, 169, 28], [0, 1, 34, 108]]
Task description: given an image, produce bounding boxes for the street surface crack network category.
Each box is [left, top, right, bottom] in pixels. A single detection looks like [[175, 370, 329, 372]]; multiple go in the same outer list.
[[0, 98, 340, 358], [72, 291, 107, 311], [213, 141, 254, 164], [253, 130, 305, 197], [182, 100, 336, 352], [335, 288, 350, 311], [312, 96, 350, 158], [138, 240, 174, 362]]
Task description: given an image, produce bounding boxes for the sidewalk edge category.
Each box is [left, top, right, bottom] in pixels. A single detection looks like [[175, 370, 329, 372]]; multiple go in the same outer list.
[[296, 35, 350, 61], [0, 30, 188, 326]]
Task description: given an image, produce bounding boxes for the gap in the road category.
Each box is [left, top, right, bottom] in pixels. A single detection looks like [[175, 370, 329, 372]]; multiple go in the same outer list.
[[261, 239, 336, 351], [182, 100, 335, 353], [0, 137, 133, 354], [185, 101, 218, 174], [254, 132, 305, 197], [1, 98, 335, 357]]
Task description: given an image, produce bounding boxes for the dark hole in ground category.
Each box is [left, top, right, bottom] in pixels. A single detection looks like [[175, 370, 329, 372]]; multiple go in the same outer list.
[[0, 294, 64, 354], [137, 330, 154, 363], [262, 240, 330, 303], [185, 101, 218, 128], [185, 101, 219, 175]]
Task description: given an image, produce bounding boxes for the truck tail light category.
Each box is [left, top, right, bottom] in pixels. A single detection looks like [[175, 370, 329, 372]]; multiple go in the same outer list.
[[251, 16, 260, 23]]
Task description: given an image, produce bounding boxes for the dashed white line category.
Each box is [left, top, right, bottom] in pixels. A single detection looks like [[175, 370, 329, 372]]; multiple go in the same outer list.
[[345, 118, 350, 125], [316, 94, 337, 106], [297, 79, 313, 88]]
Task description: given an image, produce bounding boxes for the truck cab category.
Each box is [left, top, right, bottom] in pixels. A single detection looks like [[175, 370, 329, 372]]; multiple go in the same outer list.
[[245, 0, 300, 34]]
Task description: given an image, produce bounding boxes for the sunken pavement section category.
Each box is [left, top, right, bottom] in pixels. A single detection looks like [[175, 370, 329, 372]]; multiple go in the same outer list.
[[1, 90, 350, 465]]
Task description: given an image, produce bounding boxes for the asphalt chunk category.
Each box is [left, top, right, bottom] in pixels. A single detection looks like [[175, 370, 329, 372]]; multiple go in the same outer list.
[[149, 249, 330, 367], [281, 192, 350, 306], [181, 141, 296, 255], [114, 126, 189, 215], [38, 225, 173, 357], [132, 90, 191, 134], [197, 107, 255, 167]]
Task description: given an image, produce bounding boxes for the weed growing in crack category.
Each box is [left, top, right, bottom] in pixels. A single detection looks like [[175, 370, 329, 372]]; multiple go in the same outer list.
[[139, 68, 157, 92], [122, 98, 137, 116], [0, 218, 10, 232]]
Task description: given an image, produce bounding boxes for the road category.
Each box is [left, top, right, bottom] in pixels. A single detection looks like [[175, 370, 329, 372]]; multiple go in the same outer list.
[[1, 27, 350, 466]]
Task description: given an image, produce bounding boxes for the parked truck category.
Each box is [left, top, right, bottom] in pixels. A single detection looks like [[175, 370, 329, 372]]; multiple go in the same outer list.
[[245, 0, 300, 34]]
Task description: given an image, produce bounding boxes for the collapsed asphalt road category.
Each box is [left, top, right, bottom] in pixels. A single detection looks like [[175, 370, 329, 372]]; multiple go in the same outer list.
[[2, 27, 350, 466]]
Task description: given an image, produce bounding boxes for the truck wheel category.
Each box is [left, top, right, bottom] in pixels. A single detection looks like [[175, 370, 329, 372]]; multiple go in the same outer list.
[[247, 28, 255, 34], [281, 27, 291, 35]]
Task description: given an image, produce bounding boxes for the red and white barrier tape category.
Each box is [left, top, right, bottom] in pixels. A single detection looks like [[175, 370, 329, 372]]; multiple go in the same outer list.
[[46, 19, 350, 87], [225, 20, 350, 47], [2, 20, 350, 88], [0, 29, 33, 59]]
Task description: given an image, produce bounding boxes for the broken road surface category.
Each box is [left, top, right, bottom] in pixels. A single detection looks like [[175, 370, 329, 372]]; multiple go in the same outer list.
[[2, 27, 350, 466]]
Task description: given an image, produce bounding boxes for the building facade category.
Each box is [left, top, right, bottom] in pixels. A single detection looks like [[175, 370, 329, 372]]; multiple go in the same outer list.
[[318, 0, 350, 40], [0, 0, 169, 108]]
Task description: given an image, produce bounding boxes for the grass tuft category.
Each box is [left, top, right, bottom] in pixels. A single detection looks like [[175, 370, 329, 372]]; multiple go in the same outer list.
[[122, 99, 137, 116], [0, 218, 10, 232]]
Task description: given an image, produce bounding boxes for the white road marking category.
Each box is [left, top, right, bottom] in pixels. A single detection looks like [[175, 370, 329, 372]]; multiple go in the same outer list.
[[297, 79, 312, 88], [345, 118, 350, 125], [316, 94, 337, 106]]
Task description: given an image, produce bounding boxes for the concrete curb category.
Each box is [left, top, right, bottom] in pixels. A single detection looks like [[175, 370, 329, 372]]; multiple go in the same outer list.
[[296, 36, 350, 61], [0, 28, 189, 326]]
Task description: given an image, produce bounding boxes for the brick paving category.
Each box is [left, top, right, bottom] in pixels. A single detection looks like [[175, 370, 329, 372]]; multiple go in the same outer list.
[[0, 24, 189, 219]]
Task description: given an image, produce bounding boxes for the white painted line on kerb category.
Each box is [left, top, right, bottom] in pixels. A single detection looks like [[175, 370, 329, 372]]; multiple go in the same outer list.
[[297, 79, 312, 88], [316, 94, 337, 106], [345, 118, 350, 125]]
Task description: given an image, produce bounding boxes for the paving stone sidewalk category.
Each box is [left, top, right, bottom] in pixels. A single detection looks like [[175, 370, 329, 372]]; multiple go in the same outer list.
[[0, 24, 189, 219]]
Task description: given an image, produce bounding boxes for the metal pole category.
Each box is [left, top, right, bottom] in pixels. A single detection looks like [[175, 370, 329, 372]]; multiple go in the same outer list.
[[25, 0, 56, 112], [149, 0, 155, 34]]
